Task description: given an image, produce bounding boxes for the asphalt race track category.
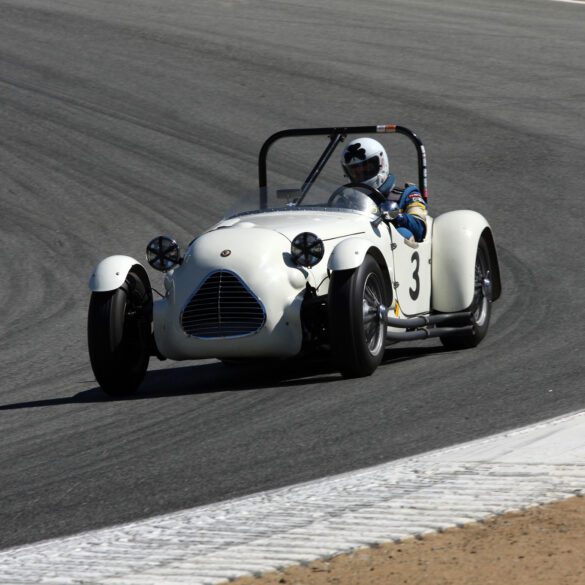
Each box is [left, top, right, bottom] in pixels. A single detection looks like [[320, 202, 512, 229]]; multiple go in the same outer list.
[[1, 0, 584, 550]]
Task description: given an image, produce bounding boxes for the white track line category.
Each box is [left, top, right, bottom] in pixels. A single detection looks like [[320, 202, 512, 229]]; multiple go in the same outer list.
[[552, 0, 585, 4], [3, 410, 585, 584]]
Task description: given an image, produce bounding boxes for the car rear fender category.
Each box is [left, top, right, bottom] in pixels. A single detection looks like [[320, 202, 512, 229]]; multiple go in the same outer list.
[[431, 210, 500, 312], [89, 255, 150, 292]]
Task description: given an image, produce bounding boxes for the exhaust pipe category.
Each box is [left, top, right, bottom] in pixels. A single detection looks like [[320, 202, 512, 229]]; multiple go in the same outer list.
[[378, 306, 472, 329], [386, 325, 474, 341], [374, 306, 474, 341]]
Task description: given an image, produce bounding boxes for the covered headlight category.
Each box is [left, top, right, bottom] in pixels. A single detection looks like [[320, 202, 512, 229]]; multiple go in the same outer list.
[[146, 236, 181, 271], [291, 232, 324, 268]]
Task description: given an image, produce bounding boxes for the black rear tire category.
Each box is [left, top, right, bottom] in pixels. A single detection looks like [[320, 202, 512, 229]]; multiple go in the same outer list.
[[441, 236, 492, 349], [329, 255, 388, 378], [88, 272, 151, 397]]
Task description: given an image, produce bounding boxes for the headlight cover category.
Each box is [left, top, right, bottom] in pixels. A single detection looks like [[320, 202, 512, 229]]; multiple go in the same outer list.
[[291, 232, 324, 268], [146, 236, 181, 271]]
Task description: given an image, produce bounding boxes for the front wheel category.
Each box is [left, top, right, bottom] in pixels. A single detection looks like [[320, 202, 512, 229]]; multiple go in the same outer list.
[[441, 236, 493, 349], [328, 255, 388, 378], [87, 271, 152, 397]]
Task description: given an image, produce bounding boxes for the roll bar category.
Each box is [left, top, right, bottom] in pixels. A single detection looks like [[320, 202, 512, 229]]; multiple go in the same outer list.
[[258, 125, 428, 209]]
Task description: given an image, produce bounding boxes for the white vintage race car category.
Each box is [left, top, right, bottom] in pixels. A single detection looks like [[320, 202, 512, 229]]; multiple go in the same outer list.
[[88, 124, 501, 396]]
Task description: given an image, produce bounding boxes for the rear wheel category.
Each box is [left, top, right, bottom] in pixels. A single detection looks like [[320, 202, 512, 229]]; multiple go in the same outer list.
[[329, 255, 388, 377], [87, 271, 152, 397], [441, 236, 492, 349]]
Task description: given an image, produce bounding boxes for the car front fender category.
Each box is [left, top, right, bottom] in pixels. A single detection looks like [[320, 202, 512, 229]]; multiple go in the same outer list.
[[89, 255, 149, 292], [327, 237, 376, 271], [431, 210, 494, 312]]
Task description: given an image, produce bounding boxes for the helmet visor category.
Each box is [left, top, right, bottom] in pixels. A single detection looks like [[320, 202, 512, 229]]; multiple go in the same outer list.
[[344, 156, 380, 183]]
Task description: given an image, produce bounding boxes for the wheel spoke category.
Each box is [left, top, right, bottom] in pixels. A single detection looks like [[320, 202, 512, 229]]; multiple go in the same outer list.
[[364, 283, 380, 305], [361, 272, 384, 354], [363, 313, 378, 325]]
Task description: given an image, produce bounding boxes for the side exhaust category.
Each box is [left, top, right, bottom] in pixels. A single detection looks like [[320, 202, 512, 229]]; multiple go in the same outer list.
[[376, 307, 474, 341]]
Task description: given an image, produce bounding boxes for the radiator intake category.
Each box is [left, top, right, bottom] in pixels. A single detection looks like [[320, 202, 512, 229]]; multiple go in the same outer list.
[[181, 270, 265, 338]]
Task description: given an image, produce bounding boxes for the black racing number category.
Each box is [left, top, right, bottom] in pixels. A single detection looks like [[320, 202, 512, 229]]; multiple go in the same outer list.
[[409, 251, 420, 300]]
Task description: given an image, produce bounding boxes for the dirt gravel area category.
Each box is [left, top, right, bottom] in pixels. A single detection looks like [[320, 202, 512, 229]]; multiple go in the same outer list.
[[231, 496, 585, 585]]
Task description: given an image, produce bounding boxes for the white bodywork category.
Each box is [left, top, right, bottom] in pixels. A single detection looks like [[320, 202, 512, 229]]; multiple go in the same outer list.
[[90, 206, 493, 361], [153, 210, 396, 360]]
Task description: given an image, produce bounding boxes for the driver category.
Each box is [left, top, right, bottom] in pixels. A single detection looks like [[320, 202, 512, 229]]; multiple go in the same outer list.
[[341, 137, 427, 242]]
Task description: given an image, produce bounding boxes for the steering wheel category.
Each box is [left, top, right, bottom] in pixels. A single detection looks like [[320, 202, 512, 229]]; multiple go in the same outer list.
[[327, 182, 387, 208]]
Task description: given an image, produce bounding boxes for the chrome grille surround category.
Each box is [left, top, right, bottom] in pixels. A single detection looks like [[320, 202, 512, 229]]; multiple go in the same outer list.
[[181, 270, 266, 339]]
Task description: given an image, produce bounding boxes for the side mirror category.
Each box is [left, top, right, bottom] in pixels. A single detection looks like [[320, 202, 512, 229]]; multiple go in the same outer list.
[[380, 200, 400, 220]]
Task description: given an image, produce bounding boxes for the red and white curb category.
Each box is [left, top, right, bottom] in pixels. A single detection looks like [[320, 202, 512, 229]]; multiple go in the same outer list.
[[3, 410, 585, 584]]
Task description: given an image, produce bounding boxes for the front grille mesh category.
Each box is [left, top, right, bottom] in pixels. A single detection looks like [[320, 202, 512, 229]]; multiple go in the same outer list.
[[181, 271, 265, 338]]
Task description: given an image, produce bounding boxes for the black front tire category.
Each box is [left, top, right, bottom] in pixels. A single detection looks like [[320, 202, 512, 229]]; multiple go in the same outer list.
[[88, 271, 151, 397], [329, 255, 388, 378], [441, 236, 492, 350]]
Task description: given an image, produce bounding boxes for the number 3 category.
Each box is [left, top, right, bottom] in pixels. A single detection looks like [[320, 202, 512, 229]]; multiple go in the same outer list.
[[410, 252, 420, 300]]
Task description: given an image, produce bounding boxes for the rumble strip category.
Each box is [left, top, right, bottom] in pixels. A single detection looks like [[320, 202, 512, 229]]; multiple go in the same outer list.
[[3, 411, 585, 584]]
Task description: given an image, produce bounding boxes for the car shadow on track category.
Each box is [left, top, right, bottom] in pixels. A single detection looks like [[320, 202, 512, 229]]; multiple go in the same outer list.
[[0, 345, 448, 409]]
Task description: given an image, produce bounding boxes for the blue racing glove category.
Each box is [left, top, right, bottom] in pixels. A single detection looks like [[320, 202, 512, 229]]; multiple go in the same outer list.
[[398, 185, 423, 210]]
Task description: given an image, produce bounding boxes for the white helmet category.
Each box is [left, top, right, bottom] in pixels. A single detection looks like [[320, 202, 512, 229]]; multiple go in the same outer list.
[[341, 137, 389, 189]]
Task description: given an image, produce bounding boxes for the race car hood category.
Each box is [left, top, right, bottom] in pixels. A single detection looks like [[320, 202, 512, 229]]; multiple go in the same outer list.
[[210, 209, 371, 243]]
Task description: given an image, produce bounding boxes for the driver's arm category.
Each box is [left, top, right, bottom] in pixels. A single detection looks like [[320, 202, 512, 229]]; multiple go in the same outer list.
[[394, 186, 427, 241]]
